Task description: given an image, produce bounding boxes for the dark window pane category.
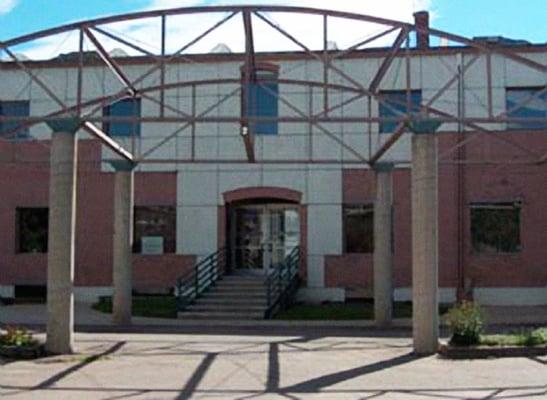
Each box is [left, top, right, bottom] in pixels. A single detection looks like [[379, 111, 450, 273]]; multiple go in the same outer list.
[[0, 101, 30, 139], [103, 98, 141, 137], [470, 204, 521, 253], [133, 206, 176, 254], [379, 90, 422, 133], [343, 205, 374, 253], [506, 88, 547, 130], [16, 208, 48, 253], [244, 69, 278, 135]]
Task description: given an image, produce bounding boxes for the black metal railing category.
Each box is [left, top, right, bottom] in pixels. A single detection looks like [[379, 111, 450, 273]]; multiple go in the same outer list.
[[175, 247, 226, 312], [264, 246, 301, 319]]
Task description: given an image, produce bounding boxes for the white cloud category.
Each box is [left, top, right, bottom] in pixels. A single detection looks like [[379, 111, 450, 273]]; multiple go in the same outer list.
[[16, 0, 435, 60], [0, 0, 17, 15]]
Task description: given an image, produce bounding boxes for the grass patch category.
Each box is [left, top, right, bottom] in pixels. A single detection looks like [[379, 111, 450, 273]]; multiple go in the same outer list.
[[480, 328, 547, 347], [92, 295, 177, 319], [275, 301, 450, 320]]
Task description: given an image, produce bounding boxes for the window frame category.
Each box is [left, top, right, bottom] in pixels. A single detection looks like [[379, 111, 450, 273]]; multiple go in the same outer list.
[[505, 87, 547, 131], [15, 207, 49, 254], [241, 63, 279, 136], [102, 97, 142, 137], [0, 100, 30, 139], [378, 90, 422, 134], [342, 203, 375, 254], [469, 201, 522, 255], [133, 205, 177, 254]]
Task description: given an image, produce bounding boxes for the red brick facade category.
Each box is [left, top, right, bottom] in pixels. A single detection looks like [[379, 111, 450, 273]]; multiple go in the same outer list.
[[325, 132, 547, 297], [1, 131, 546, 300], [0, 139, 194, 293]]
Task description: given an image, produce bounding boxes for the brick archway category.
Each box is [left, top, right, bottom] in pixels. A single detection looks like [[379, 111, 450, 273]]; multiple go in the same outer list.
[[222, 186, 302, 204]]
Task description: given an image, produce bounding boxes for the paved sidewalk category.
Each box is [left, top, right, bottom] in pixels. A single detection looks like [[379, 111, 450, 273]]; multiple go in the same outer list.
[[1, 302, 547, 330], [1, 331, 546, 399], [0, 302, 406, 329]]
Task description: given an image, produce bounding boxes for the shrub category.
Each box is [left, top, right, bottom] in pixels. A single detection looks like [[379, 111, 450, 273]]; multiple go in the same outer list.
[[522, 328, 547, 347], [445, 301, 484, 346], [0, 326, 37, 347]]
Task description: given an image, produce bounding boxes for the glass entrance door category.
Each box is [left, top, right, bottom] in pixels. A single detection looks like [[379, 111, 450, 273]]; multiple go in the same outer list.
[[232, 204, 299, 274]]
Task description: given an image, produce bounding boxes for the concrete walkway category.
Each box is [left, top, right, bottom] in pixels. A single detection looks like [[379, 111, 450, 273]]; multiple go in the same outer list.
[[1, 331, 546, 399], [1, 302, 546, 330]]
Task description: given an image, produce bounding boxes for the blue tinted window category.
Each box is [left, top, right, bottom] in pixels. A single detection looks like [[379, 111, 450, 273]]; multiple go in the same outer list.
[[0, 101, 30, 139], [103, 98, 141, 137], [245, 71, 278, 135], [379, 90, 422, 133], [506, 88, 547, 130]]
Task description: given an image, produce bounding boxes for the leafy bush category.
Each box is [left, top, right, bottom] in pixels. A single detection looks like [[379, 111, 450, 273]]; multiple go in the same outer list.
[[0, 326, 37, 347], [521, 328, 547, 346], [444, 301, 484, 346]]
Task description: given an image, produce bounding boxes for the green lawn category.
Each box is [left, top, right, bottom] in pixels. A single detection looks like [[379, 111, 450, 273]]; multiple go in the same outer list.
[[92, 297, 451, 321], [480, 328, 547, 347], [275, 301, 450, 320], [92, 296, 178, 319]]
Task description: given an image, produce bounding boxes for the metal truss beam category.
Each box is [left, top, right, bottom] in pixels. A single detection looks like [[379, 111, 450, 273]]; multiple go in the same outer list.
[[83, 27, 137, 96], [0, 5, 544, 167], [368, 27, 409, 93], [82, 122, 134, 162], [242, 10, 256, 162]]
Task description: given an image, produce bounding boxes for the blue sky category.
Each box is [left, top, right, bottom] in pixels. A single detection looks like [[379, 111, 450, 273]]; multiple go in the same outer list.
[[0, 0, 545, 53]]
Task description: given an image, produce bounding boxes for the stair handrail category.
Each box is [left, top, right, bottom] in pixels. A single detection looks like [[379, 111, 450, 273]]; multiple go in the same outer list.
[[265, 246, 300, 318], [175, 247, 226, 312]]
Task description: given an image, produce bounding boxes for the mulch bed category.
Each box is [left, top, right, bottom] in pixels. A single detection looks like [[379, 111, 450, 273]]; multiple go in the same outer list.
[[438, 343, 547, 359], [0, 342, 46, 360]]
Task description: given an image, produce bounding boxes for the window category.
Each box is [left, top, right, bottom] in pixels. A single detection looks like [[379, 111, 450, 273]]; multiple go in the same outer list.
[[470, 203, 521, 253], [379, 90, 422, 133], [133, 206, 176, 254], [16, 208, 48, 253], [0, 101, 30, 139], [243, 67, 279, 135], [343, 205, 374, 253], [506, 87, 547, 130], [103, 98, 141, 137]]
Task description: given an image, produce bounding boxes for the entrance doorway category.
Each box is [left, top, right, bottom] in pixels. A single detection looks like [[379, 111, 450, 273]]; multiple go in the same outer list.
[[230, 204, 299, 275]]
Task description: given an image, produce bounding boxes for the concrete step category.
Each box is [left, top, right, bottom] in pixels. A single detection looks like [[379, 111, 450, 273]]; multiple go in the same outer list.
[[186, 305, 266, 312], [220, 275, 266, 283], [176, 273, 271, 320], [178, 311, 264, 320], [198, 298, 268, 306], [202, 292, 267, 300], [212, 287, 266, 294], [215, 280, 265, 288], [222, 275, 265, 280]]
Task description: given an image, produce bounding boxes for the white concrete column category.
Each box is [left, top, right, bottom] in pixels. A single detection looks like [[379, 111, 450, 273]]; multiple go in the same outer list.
[[45, 118, 80, 355], [111, 161, 135, 325], [373, 162, 394, 327], [411, 131, 439, 355]]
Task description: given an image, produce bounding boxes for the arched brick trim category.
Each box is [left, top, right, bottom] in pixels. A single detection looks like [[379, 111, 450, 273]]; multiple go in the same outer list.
[[223, 186, 302, 204], [239, 62, 280, 74]]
